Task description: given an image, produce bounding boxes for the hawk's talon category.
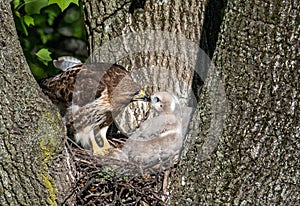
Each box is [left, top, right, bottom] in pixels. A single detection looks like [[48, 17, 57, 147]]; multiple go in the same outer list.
[[90, 138, 113, 156]]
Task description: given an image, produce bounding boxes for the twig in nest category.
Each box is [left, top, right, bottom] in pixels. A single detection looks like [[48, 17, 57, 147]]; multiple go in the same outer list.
[[69, 142, 178, 205]]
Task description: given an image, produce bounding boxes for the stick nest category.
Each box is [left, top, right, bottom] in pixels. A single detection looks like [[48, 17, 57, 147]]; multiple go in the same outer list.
[[67, 136, 177, 205]]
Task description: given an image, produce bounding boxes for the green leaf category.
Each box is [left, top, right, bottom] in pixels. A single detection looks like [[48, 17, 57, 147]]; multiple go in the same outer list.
[[20, 17, 29, 36], [35, 48, 52, 66], [37, 28, 53, 44], [23, 15, 35, 27], [13, 11, 28, 35], [25, 0, 48, 15], [44, 5, 61, 25], [48, 0, 79, 12], [12, 0, 21, 10], [29, 62, 46, 79]]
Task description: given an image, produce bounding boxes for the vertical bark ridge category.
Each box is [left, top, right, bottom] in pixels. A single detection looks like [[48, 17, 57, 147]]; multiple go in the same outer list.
[[171, 0, 299, 204], [0, 2, 76, 205], [82, 0, 208, 135]]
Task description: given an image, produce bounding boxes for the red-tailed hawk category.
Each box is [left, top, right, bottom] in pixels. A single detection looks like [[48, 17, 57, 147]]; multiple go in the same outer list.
[[39, 56, 150, 155]]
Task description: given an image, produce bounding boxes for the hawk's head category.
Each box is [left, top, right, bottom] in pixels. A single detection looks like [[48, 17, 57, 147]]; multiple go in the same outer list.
[[110, 75, 150, 108]]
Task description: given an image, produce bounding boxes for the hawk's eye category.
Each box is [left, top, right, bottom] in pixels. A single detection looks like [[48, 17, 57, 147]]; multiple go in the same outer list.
[[152, 97, 160, 103]]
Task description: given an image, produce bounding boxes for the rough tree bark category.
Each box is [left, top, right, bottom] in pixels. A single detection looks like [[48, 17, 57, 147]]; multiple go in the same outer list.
[[82, 0, 210, 138], [1, 0, 298, 204], [171, 0, 300, 205], [82, 0, 300, 205], [0, 2, 75, 205]]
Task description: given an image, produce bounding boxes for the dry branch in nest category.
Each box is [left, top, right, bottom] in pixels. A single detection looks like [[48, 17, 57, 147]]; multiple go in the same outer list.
[[66, 136, 177, 205]]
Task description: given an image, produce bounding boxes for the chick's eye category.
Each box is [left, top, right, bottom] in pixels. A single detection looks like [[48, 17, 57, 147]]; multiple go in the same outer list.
[[152, 97, 160, 103]]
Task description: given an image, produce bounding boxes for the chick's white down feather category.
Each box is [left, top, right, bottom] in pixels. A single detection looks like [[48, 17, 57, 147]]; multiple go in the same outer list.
[[115, 91, 186, 166]]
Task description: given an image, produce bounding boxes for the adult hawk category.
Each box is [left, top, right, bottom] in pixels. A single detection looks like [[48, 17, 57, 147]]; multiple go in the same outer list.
[[39, 56, 150, 155]]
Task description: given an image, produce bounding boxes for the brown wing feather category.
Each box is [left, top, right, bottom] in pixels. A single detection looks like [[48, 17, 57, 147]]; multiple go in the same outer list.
[[39, 63, 130, 109], [39, 64, 82, 107]]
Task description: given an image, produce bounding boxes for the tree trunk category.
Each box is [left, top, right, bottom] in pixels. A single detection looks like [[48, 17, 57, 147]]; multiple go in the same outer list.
[[2, 0, 296, 204], [0, 2, 75, 205], [82, 0, 212, 136], [171, 0, 300, 205], [82, 0, 299, 205]]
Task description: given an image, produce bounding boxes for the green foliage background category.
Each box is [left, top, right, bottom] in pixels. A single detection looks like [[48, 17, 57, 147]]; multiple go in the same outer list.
[[12, 0, 87, 79]]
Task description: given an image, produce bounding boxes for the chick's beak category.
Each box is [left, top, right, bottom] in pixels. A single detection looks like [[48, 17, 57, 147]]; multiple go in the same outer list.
[[131, 90, 151, 102]]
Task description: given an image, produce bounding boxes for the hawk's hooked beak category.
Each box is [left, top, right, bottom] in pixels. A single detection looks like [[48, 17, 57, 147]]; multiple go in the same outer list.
[[131, 90, 151, 102]]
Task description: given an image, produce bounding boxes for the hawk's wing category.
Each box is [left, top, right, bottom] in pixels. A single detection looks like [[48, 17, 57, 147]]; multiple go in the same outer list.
[[39, 62, 129, 109], [53, 56, 82, 71]]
